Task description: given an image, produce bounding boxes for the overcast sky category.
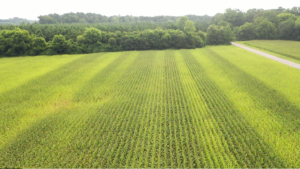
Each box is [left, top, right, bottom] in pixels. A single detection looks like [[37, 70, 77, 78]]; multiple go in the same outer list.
[[1, 0, 298, 20]]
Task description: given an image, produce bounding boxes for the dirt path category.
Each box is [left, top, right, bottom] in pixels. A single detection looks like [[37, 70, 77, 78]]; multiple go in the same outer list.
[[231, 42, 300, 70]]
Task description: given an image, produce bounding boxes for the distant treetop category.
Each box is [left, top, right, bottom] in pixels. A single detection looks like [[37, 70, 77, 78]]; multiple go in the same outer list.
[[37, 12, 212, 24]]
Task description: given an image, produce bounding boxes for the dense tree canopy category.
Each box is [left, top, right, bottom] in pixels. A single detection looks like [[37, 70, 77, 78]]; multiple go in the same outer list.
[[1, 6, 300, 56], [0, 28, 33, 56], [256, 20, 277, 39], [0, 26, 206, 56], [233, 7, 300, 41], [37, 13, 211, 25], [207, 24, 234, 45], [236, 22, 256, 40], [0, 17, 36, 25]]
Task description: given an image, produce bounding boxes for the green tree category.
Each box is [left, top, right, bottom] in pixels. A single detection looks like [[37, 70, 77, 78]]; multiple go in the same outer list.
[[0, 28, 33, 56], [38, 15, 57, 24], [30, 37, 47, 55], [111, 17, 119, 23], [256, 20, 276, 39], [82, 27, 102, 45], [194, 36, 205, 48], [278, 19, 296, 39], [94, 18, 100, 23], [49, 34, 69, 54], [295, 18, 300, 40], [161, 33, 171, 49], [237, 22, 256, 40], [79, 18, 87, 23], [245, 8, 264, 23], [277, 13, 297, 22], [263, 10, 279, 25], [184, 20, 196, 33], [211, 13, 225, 25], [108, 37, 117, 51], [223, 8, 245, 27], [35, 30, 45, 38], [207, 24, 234, 45], [177, 16, 189, 31], [196, 30, 207, 45]]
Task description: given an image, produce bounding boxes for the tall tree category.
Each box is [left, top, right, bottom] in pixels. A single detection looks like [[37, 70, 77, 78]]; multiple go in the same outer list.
[[0, 28, 33, 56], [223, 8, 246, 27], [256, 20, 277, 39], [49, 34, 69, 54], [177, 16, 189, 31], [278, 19, 296, 39], [184, 20, 196, 33], [236, 22, 256, 40]]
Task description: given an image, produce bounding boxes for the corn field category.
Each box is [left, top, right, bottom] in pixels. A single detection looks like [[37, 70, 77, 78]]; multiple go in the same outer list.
[[0, 46, 299, 168]]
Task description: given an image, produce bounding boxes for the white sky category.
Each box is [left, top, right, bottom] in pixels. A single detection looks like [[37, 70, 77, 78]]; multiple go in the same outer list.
[[1, 0, 298, 20]]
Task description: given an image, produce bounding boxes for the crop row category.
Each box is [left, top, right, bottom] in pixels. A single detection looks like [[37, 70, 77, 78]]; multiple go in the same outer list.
[[0, 48, 299, 167]]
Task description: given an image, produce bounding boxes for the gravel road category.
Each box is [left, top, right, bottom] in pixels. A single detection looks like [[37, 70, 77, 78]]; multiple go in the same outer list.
[[231, 42, 300, 70]]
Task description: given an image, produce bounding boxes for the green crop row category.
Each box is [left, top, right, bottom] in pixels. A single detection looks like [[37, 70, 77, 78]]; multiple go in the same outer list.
[[0, 46, 299, 168]]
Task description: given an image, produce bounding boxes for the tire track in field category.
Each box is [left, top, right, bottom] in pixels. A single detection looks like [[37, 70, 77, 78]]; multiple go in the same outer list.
[[180, 50, 286, 168]]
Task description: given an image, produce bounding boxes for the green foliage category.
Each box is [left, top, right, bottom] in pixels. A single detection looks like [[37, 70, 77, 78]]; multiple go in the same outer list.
[[255, 20, 276, 39], [263, 11, 279, 25], [108, 37, 117, 51], [0, 17, 36, 25], [207, 24, 234, 45], [253, 17, 265, 25], [30, 37, 47, 55], [82, 27, 102, 45], [161, 33, 171, 48], [277, 13, 297, 22], [0, 28, 33, 56], [48, 34, 69, 54], [236, 22, 256, 40], [38, 15, 58, 24], [177, 16, 189, 31], [294, 18, 300, 40], [37, 12, 212, 25], [278, 19, 296, 39], [223, 8, 245, 27], [196, 30, 207, 45], [210, 13, 225, 25], [2, 6, 300, 55], [184, 20, 196, 33], [284, 6, 300, 16]]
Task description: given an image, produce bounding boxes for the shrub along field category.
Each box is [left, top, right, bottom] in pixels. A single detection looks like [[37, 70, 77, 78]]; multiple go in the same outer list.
[[236, 40, 300, 64], [0, 46, 299, 168]]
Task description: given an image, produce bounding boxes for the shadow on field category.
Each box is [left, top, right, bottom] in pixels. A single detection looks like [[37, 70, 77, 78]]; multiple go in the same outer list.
[[0, 53, 105, 146]]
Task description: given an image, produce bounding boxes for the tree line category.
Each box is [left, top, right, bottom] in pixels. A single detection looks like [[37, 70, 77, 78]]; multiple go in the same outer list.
[[211, 7, 300, 41], [0, 17, 36, 25], [38, 12, 211, 25], [0, 17, 207, 56], [1, 6, 300, 57]]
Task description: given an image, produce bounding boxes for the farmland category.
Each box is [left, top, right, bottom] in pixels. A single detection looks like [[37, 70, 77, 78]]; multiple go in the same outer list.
[[0, 46, 300, 168], [236, 40, 300, 64]]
